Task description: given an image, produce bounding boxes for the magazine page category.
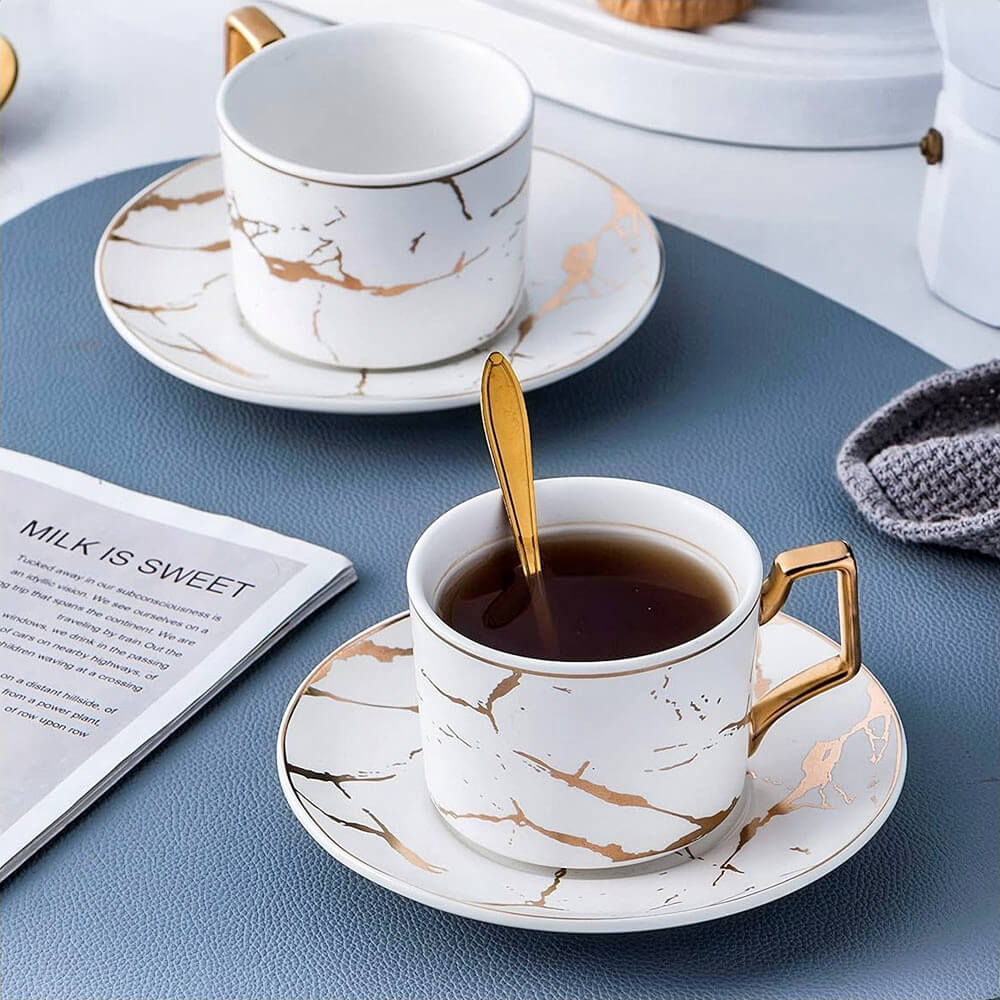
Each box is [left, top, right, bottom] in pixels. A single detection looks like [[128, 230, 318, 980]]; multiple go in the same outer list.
[[0, 449, 355, 880]]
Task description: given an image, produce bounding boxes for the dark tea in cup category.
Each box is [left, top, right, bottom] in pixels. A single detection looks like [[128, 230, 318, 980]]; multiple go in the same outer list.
[[437, 527, 733, 661]]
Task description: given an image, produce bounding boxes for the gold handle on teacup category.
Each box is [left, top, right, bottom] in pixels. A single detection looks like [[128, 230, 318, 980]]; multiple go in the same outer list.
[[748, 540, 860, 755], [224, 6, 284, 74]]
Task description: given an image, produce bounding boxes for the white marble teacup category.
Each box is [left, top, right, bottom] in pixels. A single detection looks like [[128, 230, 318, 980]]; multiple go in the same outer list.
[[407, 478, 861, 869], [217, 10, 533, 369]]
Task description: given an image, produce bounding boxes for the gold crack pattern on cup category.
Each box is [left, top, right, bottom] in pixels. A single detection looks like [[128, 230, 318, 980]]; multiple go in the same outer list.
[[437, 795, 739, 863], [652, 753, 699, 772], [477, 294, 522, 345], [418, 667, 521, 734], [489, 171, 529, 218], [436, 175, 473, 220], [504, 217, 526, 246], [718, 713, 750, 735], [753, 635, 770, 700], [228, 196, 489, 297], [310, 287, 339, 364], [512, 750, 722, 827], [437, 724, 475, 750]]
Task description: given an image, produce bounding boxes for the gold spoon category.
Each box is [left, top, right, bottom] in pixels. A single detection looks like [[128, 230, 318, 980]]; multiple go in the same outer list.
[[480, 351, 542, 578], [480, 353, 559, 651]]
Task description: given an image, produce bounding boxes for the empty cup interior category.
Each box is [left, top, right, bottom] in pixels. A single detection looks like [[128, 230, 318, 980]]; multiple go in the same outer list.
[[218, 24, 534, 182]]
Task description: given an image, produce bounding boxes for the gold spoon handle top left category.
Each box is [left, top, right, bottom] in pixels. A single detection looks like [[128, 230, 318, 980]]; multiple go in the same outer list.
[[480, 352, 542, 578]]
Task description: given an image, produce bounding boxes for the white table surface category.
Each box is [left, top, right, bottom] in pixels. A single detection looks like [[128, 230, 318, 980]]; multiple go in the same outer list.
[[2, 0, 997, 369]]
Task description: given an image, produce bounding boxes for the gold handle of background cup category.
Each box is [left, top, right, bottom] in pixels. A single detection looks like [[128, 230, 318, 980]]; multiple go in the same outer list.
[[748, 540, 860, 755], [224, 6, 284, 74]]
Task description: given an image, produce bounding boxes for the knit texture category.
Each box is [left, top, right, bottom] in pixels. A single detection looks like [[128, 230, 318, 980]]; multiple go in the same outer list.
[[837, 359, 1000, 557]]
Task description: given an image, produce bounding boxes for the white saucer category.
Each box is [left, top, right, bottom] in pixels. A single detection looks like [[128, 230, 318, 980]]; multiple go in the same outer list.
[[95, 150, 664, 414], [277, 612, 905, 932]]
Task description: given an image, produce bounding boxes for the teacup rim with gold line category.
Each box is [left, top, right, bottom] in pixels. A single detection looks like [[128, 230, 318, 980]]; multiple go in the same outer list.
[[218, 6, 534, 189]]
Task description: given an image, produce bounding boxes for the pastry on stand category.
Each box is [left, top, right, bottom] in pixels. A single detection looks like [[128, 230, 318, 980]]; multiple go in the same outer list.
[[598, 0, 752, 30]]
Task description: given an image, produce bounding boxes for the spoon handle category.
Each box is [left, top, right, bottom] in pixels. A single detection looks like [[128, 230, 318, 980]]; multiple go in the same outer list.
[[480, 352, 542, 577]]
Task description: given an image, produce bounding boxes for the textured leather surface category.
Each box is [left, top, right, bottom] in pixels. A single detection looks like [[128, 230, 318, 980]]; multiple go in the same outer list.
[[2, 163, 997, 1000]]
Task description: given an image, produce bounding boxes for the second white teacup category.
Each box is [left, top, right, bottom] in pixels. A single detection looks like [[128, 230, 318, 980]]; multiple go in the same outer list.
[[217, 11, 533, 369]]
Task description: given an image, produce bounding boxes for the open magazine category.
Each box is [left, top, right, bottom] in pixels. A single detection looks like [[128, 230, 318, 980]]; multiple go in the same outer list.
[[0, 449, 355, 881]]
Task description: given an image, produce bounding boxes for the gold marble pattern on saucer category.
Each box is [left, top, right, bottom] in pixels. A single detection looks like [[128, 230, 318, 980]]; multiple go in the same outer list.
[[276, 612, 905, 932], [95, 150, 664, 413]]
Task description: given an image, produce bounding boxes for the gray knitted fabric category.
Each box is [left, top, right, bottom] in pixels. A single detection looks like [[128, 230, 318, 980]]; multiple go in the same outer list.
[[837, 359, 1000, 558]]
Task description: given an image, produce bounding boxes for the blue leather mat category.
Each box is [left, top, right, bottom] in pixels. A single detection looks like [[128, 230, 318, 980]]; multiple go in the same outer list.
[[2, 163, 997, 1000]]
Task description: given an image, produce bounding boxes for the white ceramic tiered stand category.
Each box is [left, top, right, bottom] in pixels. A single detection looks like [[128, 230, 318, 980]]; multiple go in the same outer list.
[[295, 0, 942, 148], [917, 0, 1000, 326]]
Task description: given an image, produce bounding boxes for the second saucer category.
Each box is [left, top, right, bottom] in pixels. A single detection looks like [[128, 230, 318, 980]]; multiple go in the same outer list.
[[95, 149, 664, 414]]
